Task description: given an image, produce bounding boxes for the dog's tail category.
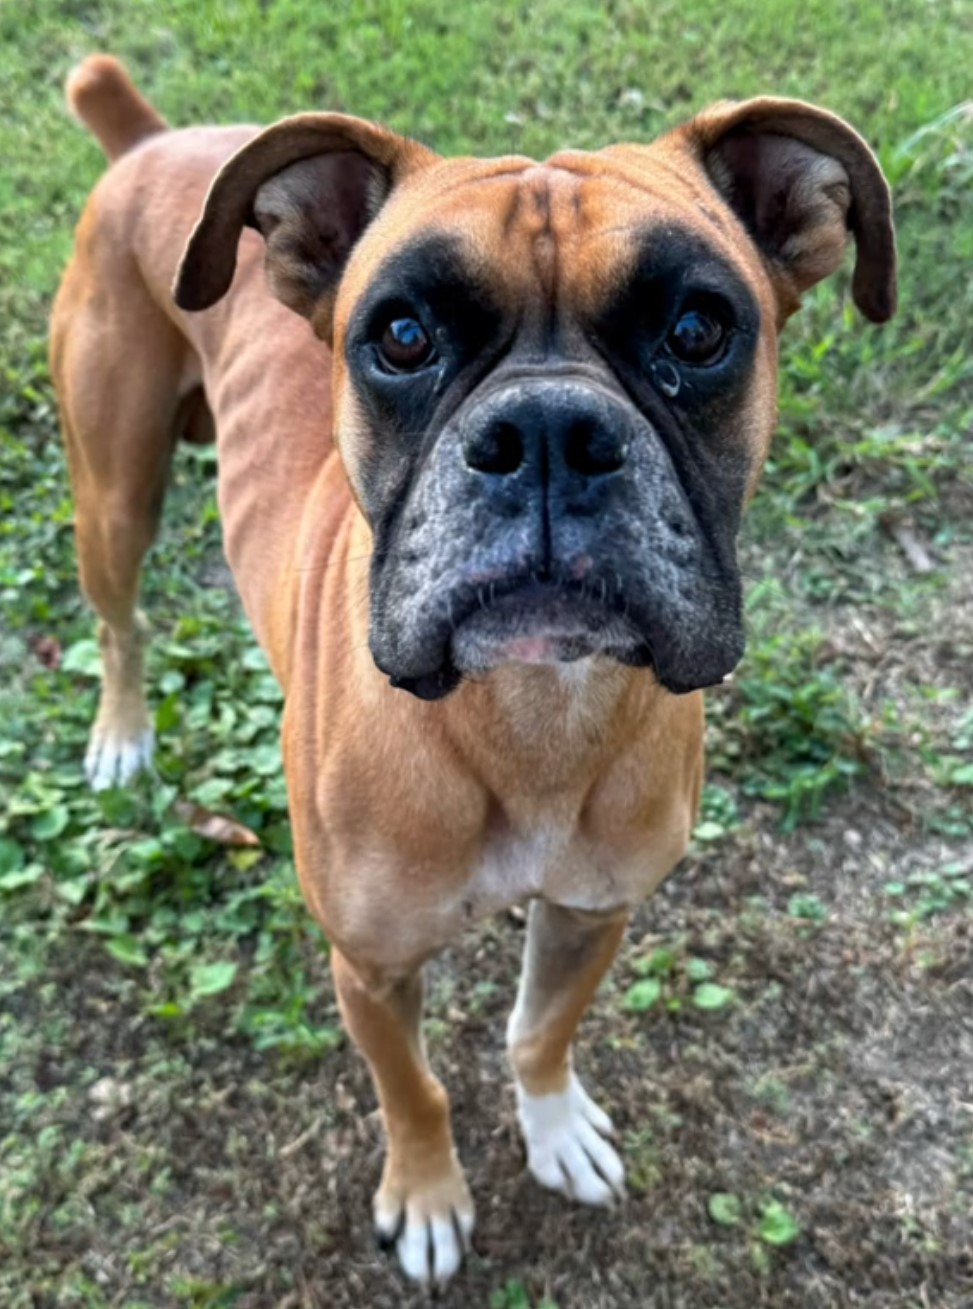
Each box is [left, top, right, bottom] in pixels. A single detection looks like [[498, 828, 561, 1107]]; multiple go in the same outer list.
[[66, 55, 168, 162]]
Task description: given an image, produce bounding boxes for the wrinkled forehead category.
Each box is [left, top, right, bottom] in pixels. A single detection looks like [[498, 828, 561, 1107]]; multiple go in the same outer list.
[[336, 147, 771, 329]]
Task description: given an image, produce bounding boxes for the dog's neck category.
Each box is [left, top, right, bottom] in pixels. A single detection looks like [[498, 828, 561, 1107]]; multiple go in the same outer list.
[[440, 655, 669, 804]]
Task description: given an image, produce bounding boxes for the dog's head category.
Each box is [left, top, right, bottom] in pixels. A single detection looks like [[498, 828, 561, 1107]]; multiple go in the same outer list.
[[175, 101, 895, 700]]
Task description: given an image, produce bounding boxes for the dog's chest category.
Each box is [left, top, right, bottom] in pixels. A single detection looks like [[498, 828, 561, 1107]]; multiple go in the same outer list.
[[470, 824, 565, 907], [463, 821, 630, 918]]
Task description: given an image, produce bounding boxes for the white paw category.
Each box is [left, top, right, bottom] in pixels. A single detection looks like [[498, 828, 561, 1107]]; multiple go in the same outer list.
[[374, 1171, 475, 1288], [85, 725, 155, 791], [515, 1072, 625, 1206]]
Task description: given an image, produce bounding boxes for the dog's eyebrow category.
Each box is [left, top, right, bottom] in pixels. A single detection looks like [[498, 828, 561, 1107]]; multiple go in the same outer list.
[[346, 232, 501, 332], [592, 222, 762, 317]]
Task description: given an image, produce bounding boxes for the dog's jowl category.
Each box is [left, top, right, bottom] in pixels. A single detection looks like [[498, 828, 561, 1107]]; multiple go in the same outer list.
[[52, 54, 895, 1286]]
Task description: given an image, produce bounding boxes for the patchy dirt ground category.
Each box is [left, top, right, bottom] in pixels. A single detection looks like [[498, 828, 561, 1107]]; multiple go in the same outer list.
[[7, 781, 972, 1309]]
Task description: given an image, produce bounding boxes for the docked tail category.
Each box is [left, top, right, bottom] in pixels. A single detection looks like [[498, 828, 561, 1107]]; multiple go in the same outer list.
[[66, 54, 167, 161]]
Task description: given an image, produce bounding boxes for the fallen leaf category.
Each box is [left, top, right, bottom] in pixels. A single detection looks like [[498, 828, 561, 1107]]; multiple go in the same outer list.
[[29, 634, 62, 669], [879, 511, 936, 574], [172, 800, 261, 847]]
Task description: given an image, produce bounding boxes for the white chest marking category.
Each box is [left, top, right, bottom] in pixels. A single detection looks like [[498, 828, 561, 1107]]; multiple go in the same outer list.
[[469, 823, 571, 911]]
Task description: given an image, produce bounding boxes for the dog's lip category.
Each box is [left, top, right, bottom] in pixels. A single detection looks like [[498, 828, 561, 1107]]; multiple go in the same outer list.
[[456, 579, 617, 632], [374, 574, 737, 697], [450, 580, 640, 667]]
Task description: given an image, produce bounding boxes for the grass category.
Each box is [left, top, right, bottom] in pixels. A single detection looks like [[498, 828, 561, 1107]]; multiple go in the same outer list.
[[1, 2, 972, 1306]]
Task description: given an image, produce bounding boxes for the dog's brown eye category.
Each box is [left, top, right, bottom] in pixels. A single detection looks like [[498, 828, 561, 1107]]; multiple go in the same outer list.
[[667, 308, 727, 366], [378, 316, 434, 371]]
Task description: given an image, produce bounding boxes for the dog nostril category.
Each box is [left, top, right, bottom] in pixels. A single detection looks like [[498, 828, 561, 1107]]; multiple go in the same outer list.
[[564, 419, 628, 476], [465, 421, 524, 475]]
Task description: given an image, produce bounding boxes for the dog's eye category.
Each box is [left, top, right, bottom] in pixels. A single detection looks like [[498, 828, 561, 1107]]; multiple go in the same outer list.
[[666, 306, 727, 366], [378, 316, 434, 372]]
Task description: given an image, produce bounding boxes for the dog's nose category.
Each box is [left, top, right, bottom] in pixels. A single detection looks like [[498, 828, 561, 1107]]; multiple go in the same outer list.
[[462, 381, 630, 485]]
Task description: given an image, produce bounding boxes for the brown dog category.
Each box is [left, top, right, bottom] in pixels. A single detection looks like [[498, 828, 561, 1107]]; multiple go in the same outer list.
[[51, 55, 895, 1286]]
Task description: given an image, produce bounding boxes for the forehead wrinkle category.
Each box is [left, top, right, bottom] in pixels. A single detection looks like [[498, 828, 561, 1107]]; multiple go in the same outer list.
[[550, 148, 740, 248], [430, 166, 586, 318], [401, 157, 534, 209], [517, 167, 564, 302]]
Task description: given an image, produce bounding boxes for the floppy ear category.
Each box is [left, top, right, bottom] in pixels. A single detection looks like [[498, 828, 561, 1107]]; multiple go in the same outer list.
[[677, 98, 896, 323], [173, 113, 437, 333]]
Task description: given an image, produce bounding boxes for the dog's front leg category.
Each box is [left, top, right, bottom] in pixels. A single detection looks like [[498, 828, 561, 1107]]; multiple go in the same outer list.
[[506, 901, 629, 1205], [330, 948, 474, 1286]]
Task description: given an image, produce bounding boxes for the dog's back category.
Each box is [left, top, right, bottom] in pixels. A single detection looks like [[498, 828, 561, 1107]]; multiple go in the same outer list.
[[51, 60, 349, 792]]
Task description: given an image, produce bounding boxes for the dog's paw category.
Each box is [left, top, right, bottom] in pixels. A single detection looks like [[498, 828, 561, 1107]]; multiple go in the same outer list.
[[515, 1072, 625, 1206], [85, 724, 155, 791], [373, 1164, 475, 1287]]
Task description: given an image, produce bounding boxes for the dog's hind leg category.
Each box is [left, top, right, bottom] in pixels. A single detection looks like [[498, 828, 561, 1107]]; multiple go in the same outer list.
[[506, 901, 630, 1205], [52, 267, 187, 790]]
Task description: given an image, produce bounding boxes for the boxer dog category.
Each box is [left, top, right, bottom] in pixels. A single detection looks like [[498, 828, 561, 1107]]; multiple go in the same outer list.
[[51, 55, 895, 1286]]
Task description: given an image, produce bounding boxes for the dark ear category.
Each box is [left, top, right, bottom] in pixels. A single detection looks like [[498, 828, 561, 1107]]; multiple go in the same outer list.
[[680, 98, 896, 323], [173, 113, 437, 332]]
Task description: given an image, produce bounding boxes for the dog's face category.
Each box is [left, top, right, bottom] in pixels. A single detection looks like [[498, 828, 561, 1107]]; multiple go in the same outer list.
[[336, 156, 772, 699], [176, 102, 895, 699]]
